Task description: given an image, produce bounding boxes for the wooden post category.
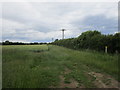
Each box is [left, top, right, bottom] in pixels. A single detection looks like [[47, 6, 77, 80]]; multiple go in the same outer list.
[[105, 46, 107, 53]]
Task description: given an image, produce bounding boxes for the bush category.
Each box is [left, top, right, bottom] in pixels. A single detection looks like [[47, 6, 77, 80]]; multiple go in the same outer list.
[[52, 30, 120, 53]]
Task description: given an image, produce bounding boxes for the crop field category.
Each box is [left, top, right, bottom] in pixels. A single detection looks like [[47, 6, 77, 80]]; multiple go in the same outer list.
[[2, 45, 119, 88]]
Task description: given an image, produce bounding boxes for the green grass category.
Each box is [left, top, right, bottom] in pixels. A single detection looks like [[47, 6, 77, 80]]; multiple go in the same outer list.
[[2, 45, 119, 88]]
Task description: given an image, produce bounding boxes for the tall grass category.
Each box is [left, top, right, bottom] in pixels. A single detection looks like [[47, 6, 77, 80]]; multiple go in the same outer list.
[[2, 45, 119, 88]]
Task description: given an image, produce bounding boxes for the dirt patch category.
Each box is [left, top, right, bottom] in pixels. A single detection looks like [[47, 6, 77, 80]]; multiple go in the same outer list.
[[88, 72, 120, 88], [59, 75, 78, 88], [50, 67, 85, 88], [64, 68, 71, 74], [58, 67, 80, 88]]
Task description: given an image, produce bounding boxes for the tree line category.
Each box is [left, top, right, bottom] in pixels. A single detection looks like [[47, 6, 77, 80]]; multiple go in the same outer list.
[[52, 30, 120, 53], [1, 40, 47, 45]]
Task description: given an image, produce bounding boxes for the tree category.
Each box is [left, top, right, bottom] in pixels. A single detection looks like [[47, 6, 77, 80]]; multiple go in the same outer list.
[[4, 40, 10, 45]]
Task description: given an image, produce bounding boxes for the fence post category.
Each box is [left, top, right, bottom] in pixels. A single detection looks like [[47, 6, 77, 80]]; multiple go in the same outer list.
[[105, 46, 107, 53]]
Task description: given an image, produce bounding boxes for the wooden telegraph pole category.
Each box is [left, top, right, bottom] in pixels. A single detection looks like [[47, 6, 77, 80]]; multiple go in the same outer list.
[[61, 29, 66, 39]]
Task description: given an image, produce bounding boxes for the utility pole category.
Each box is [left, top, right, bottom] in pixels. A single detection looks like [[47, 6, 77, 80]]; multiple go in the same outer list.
[[52, 38, 54, 42], [61, 29, 66, 39]]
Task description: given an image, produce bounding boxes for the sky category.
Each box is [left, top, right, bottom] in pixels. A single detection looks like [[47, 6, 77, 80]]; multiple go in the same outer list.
[[1, 1, 118, 43]]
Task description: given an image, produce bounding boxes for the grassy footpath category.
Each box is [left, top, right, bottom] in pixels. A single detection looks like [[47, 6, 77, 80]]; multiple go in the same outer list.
[[2, 45, 119, 88]]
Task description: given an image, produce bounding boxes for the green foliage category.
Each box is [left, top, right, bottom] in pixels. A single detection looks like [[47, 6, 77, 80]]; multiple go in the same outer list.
[[53, 30, 120, 53]]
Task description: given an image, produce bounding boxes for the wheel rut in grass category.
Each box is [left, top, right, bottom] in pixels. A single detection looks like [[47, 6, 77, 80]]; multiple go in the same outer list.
[[58, 67, 79, 88], [88, 72, 120, 88]]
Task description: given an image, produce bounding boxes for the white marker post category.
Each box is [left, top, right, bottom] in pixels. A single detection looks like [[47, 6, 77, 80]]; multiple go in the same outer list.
[[105, 46, 107, 53]]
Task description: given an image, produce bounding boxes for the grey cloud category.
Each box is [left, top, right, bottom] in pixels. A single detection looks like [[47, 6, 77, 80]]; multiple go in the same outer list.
[[71, 14, 117, 34], [2, 2, 118, 42]]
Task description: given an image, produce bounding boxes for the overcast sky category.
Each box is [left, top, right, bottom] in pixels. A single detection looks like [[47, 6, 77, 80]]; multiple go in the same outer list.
[[1, 2, 118, 43]]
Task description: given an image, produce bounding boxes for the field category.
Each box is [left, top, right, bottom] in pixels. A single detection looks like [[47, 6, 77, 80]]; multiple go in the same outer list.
[[2, 45, 119, 88]]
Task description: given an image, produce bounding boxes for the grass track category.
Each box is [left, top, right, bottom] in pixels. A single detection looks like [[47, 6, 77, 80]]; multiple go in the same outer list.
[[2, 45, 119, 88]]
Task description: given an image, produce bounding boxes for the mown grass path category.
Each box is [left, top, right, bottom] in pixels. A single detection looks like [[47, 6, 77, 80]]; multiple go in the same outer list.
[[2, 45, 119, 88]]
